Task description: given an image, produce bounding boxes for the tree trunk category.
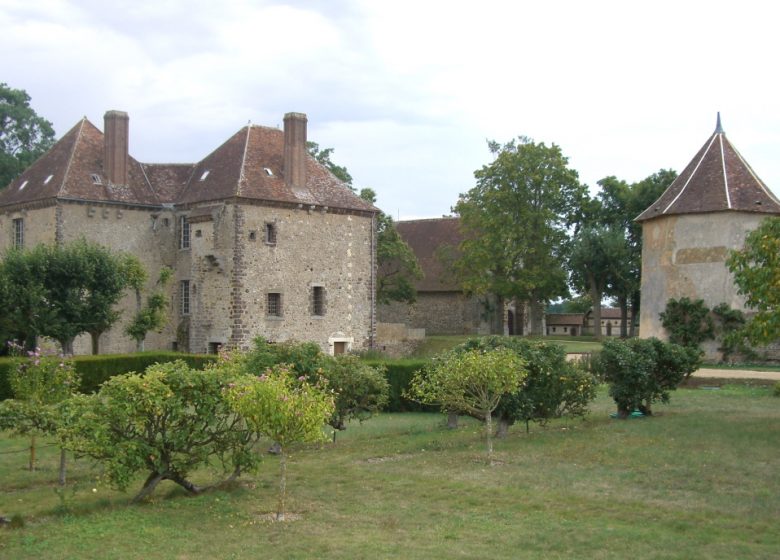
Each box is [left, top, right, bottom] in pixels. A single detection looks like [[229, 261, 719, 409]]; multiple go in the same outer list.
[[61, 338, 75, 356], [529, 300, 545, 336], [485, 410, 494, 464], [132, 472, 165, 504], [618, 295, 628, 338], [629, 290, 640, 337], [589, 280, 602, 340], [277, 450, 287, 521], [58, 448, 67, 486], [495, 416, 510, 439], [136, 338, 145, 352], [446, 412, 458, 429], [90, 332, 100, 355], [168, 472, 204, 495], [29, 434, 36, 472]]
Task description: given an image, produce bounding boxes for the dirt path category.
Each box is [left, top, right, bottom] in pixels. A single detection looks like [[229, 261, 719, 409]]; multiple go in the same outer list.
[[693, 368, 780, 381]]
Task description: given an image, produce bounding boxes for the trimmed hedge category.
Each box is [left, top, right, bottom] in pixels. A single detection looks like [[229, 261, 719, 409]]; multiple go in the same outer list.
[[363, 358, 434, 412], [0, 352, 217, 400]]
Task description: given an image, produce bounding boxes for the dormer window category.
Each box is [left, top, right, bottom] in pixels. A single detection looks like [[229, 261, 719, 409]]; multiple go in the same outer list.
[[18, 180, 28, 191], [91, 174, 102, 185], [264, 168, 273, 176], [199, 170, 210, 181], [43, 175, 53, 185]]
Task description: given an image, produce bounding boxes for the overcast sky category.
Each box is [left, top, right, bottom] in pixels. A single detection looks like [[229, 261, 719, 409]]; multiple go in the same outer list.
[[3, 0, 779, 219]]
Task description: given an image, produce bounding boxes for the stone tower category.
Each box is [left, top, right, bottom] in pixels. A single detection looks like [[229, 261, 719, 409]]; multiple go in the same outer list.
[[637, 114, 780, 358]]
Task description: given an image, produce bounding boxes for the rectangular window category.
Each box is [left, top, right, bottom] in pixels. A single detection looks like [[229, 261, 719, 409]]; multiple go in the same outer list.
[[180, 280, 190, 316], [265, 222, 277, 245], [312, 286, 325, 316], [12, 218, 24, 248], [179, 215, 190, 249], [267, 292, 282, 317]]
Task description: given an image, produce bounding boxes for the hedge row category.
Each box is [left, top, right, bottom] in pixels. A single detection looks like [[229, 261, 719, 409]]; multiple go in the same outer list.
[[1, 352, 425, 413], [363, 358, 436, 413], [0, 352, 218, 400]]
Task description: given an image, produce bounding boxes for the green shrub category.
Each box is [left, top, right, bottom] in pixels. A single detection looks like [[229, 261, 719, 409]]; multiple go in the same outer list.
[[453, 336, 598, 433], [593, 337, 700, 418], [363, 358, 432, 412], [660, 297, 714, 351], [773, 382, 780, 398]]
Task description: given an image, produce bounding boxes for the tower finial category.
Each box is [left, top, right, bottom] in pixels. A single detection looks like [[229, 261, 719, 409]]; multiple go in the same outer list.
[[715, 112, 724, 134]]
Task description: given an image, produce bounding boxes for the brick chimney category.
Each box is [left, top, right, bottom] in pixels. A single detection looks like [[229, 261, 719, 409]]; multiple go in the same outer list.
[[104, 110, 129, 185], [283, 112, 307, 190]]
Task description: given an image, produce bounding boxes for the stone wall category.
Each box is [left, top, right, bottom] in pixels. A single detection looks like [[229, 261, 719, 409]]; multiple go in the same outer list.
[[640, 211, 765, 359], [0, 204, 57, 249], [378, 291, 491, 335], [208, 203, 374, 354]]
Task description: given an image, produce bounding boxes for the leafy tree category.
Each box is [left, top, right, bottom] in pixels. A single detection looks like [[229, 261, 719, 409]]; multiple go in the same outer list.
[[226, 365, 334, 520], [726, 216, 780, 346], [1, 83, 56, 188], [307, 141, 354, 188], [0, 240, 137, 354], [245, 338, 389, 437], [60, 359, 261, 503], [126, 265, 172, 352], [660, 297, 714, 351], [0, 351, 79, 482], [593, 338, 700, 418], [409, 347, 527, 463], [711, 303, 751, 362], [359, 188, 423, 304], [568, 225, 631, 339], [454, 137, 586, 335], [595, 170, 677, 335], [546, 295, 592, 314], [454, 336, 597, 435]]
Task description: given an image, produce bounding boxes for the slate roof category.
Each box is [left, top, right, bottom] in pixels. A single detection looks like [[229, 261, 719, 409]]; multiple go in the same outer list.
[[394, 217, 463, 292], [637, 115, 780, 222], [0, 115, 376, 214]]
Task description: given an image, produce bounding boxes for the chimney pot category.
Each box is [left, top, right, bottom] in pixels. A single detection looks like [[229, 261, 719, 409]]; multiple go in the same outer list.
[[104, 110, 129, 185], [283, 112, 307, 192]]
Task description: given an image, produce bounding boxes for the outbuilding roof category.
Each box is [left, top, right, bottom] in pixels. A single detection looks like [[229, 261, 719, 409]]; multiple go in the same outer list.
[[394, 217, 463, 292], [636, 114, 780, 221]]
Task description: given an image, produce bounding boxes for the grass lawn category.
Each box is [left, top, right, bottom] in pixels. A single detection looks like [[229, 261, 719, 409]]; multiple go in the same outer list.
[[412, 334, 603, 358], [1, 385, 778, 559]]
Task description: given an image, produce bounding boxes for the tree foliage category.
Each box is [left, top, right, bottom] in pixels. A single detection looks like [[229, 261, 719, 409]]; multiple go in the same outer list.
[[454, 137, 586, 334], [0, 240, 142, 354], [409, 347, 527, 462], [226, 364, 334, 520], [1, 83, 55, 188], [454, 337, 597, 435], [60, 359, 261, 502], [246, 338, 389, 435], [126, 265, 171, 351], [593, 338, 700, 418], [307, 141, 354, 188], [726, 216, 780, 346], [660, 297, 714, 351]]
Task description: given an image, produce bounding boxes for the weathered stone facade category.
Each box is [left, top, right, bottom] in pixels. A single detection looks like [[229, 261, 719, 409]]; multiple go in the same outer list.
[[379, 291, 491, 335], [637, 116, 780, 359], [0, 111, 377, 355]]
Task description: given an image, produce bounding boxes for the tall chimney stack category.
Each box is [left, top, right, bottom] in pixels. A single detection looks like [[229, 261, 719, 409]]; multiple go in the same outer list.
[[283, 112, 307, 190], [104, 110, 129, 185]]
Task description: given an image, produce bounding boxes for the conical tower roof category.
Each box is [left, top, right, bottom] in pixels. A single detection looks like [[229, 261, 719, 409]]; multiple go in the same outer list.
[[636, 114, 780, 221]]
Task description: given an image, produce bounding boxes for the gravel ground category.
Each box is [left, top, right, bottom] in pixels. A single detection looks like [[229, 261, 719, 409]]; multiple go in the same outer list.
[[693, 368, 780, 381]]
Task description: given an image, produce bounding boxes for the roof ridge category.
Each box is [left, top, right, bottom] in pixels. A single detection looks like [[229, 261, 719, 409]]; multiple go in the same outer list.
[[57, 117, 87, 198], [663, 132, 718, 214], [718, 134, 731, 209], [237, 123, 252, 197]]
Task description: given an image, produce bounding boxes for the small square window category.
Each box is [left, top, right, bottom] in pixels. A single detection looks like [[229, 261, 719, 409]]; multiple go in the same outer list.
[[267, 292, 282, 317], [312, 286, 325, 316], [265, 223, 277, 245], [249, 231, 257, 241], [180, 280, 191, 316], [13, 218, 24, 248]]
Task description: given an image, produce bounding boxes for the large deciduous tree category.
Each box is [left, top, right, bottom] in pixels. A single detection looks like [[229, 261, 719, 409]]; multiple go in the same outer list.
[[454, 137, 586, 334], [0, 240, 142, 354], [726, 216, 780, 346], [1, 83, 55, 188]]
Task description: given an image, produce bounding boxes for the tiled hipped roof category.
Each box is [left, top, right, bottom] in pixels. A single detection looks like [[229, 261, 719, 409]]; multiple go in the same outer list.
[[637, 114, 780, 221], [0, 116, 376, 214]]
